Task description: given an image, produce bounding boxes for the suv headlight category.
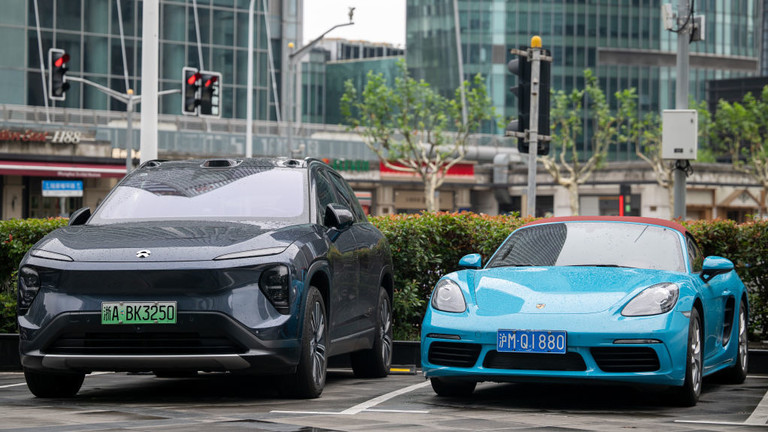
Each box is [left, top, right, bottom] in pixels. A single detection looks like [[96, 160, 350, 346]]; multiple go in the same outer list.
[[18, 266, 41, 314], [622, 283, 679, 317], [259, 265, 290, 314], [431, 279, 467, 313]]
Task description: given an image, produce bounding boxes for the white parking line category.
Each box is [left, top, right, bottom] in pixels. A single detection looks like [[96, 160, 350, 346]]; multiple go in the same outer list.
[[746, 385, 768, 425], [674, 376, 768, 427], [271, 380, 431, 416]]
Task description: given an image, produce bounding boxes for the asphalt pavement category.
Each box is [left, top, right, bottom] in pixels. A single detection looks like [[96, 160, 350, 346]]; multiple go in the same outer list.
[[2, 368, 768, 431]]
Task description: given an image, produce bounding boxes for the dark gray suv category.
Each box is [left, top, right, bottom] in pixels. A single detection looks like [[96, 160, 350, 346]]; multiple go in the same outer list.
[[17, 158, 394, 398]]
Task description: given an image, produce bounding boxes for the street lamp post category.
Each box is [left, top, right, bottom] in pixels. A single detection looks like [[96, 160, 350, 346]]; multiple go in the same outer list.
[[285, 14, 354, 154]]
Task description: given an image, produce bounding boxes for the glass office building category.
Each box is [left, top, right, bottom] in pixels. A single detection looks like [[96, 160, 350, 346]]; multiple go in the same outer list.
[[406, 0, 760, 159], [0, 0, 300, 121]]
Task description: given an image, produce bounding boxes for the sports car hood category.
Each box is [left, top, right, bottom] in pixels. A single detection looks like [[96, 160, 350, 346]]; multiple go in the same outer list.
[[31, 220, 309, 262], [471, 266, 678, 315]]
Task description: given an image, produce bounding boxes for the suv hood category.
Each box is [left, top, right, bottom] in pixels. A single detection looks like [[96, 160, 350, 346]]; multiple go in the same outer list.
[[33, 221, 309, 262]]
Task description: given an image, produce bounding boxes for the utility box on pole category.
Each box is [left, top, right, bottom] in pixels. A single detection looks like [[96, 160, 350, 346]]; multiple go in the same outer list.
[[662, 109, 698, 160]]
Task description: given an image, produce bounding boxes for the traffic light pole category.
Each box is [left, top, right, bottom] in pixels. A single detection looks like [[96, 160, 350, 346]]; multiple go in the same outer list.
[[526, 47, 542, 217]]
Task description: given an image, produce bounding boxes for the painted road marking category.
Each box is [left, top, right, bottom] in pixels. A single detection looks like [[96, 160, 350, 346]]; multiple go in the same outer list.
[[675, 376, 768, 426], [271, 380, 431, 416]]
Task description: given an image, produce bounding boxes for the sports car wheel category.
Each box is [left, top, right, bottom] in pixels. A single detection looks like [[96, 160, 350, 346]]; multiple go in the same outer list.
[[672, 308, 703, 406], [430, 377, 477, 397], [351, 287, 393, 378], [289, 286, 327, 398], [24, 368, 84, 398], [723, 299, 748, 384]]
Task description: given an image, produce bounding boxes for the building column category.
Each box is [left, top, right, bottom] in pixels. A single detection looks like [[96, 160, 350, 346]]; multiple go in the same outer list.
[[2, 176, 24, 220], [375, 185, 395, 215]]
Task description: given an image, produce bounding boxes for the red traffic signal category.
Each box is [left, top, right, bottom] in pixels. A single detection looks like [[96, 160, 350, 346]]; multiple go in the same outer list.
[[182, 67, 201, 115], [199, 71, 222, 118], [48, 48, 70, 101]]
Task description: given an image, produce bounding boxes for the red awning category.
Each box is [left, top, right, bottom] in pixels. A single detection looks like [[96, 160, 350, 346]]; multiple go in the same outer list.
[[0, 160, 126, 179]]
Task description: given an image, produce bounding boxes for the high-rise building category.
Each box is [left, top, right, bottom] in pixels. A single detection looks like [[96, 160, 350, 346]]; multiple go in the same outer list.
[[0, 0, 298, 121], [406, 0, 761, 159]]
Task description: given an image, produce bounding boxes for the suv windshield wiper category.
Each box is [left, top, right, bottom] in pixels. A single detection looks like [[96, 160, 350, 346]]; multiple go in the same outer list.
[[568, 264, 635, 268]]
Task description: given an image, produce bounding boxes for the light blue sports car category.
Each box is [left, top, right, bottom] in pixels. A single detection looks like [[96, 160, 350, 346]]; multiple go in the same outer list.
[[421, 216, 748, 406]]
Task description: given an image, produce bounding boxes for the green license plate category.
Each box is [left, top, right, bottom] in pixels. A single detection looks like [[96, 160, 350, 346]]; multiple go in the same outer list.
[[101, 301, 177, 325]]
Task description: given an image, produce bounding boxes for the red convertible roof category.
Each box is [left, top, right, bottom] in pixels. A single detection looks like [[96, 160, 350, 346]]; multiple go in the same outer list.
[[522, 216, 689, 236]]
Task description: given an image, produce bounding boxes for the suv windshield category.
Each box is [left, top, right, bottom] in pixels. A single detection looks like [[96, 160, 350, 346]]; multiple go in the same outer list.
[[486, 222, 686, 272], [90, 165, 308, 224]]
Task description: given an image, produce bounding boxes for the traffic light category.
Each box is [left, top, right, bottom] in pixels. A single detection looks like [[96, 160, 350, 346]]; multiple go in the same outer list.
[[506, 44, 552, 156], [507, 48, 531, 154], [48, 48, 70, 101], [619, 184, 631, 216], [537, 53, 551, 155], [199, 71, 221, 118], [182, 67, 201, 115]]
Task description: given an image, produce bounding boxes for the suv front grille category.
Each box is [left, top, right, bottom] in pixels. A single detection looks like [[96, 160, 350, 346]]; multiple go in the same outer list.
[[45, 331, 247, 355]]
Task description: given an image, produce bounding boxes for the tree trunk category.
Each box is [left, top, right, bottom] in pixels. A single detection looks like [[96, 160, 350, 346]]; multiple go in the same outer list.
[[424, 176, 438, 213], [568, 183, 580, 216], [667, 186, 675, 218]]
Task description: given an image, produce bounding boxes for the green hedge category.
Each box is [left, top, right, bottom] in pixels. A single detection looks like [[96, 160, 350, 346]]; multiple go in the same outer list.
[[0, 218, 69, 332], [1, 215, 767, 340]]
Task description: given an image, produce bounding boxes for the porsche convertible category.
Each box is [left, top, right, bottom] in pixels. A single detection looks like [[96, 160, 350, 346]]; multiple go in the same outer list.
[[421, 216, 748, 406]]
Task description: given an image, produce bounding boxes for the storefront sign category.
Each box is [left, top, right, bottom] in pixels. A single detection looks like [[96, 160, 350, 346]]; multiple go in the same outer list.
[[0, 128, 95, 144], [326, 159, 371, 172], [379, 161, 475, 178], [0, 160, 126, 178], [42, 180, 83, 197]]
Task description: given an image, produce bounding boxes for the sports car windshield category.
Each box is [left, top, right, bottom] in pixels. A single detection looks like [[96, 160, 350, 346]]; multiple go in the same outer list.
[[487, 222, 686, 272], [89, 166, 308, 224]]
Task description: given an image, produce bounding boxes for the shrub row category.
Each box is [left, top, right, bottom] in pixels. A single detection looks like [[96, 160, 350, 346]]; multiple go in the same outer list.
[[0, 215, 766, 341], [371, 215, 768, 340], [0, 217, 68, 333]]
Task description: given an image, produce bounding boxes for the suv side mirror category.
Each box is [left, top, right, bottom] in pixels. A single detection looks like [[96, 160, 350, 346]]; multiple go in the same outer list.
[[68, 207, 91, 226], [700, 256, 734, 282], [324, 203, 354, 231]]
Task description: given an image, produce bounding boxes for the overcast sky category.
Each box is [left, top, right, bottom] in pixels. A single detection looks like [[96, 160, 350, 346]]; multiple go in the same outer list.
[[303, 0, 406, 47]]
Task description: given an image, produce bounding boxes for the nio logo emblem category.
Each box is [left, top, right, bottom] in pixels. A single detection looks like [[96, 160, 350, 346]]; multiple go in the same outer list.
[[136, 250, 151, 259], [536, 303, 546, 309]]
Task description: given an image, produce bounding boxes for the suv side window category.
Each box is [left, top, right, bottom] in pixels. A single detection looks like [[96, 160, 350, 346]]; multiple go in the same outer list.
[[328, 172, 366, 222], [313, 169, 337, 226], [686, 234, 703, 273]]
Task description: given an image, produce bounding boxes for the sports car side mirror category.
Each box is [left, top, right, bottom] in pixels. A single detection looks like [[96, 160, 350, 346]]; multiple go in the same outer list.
[[700, 256, 734, 282], [68, 207, 91, 226], [325, 203, 354, 231], [459, 253, 482, 269]]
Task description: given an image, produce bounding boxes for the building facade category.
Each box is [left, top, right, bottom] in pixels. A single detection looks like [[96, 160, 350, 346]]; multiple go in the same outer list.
[[406, 0, 761, 159]]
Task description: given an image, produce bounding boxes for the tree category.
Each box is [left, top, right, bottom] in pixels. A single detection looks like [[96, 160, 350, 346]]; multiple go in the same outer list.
[[541, 70, 636, 215], [710, 88, 768, 217], [341, 60, 496, 212]]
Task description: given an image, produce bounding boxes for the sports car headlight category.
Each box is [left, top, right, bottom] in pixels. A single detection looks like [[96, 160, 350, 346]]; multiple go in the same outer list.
[[622, 283, 679, 317], [431, 279, 466, 313]]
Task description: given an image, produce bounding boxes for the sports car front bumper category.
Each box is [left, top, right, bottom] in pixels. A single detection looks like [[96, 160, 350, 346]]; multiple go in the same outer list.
[[421, 308, 692, 387]]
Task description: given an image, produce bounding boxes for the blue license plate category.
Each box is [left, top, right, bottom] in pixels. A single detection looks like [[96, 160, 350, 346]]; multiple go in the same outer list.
[[497, 329, 567, 354]]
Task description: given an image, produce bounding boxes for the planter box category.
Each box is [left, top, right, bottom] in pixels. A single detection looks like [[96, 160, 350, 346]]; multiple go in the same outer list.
[[0, 334, 20, 371], [1, 336, 763, 374]]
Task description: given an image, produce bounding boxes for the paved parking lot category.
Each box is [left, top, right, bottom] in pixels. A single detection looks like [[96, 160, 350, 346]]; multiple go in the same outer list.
[[2, 369, 768, 431]]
